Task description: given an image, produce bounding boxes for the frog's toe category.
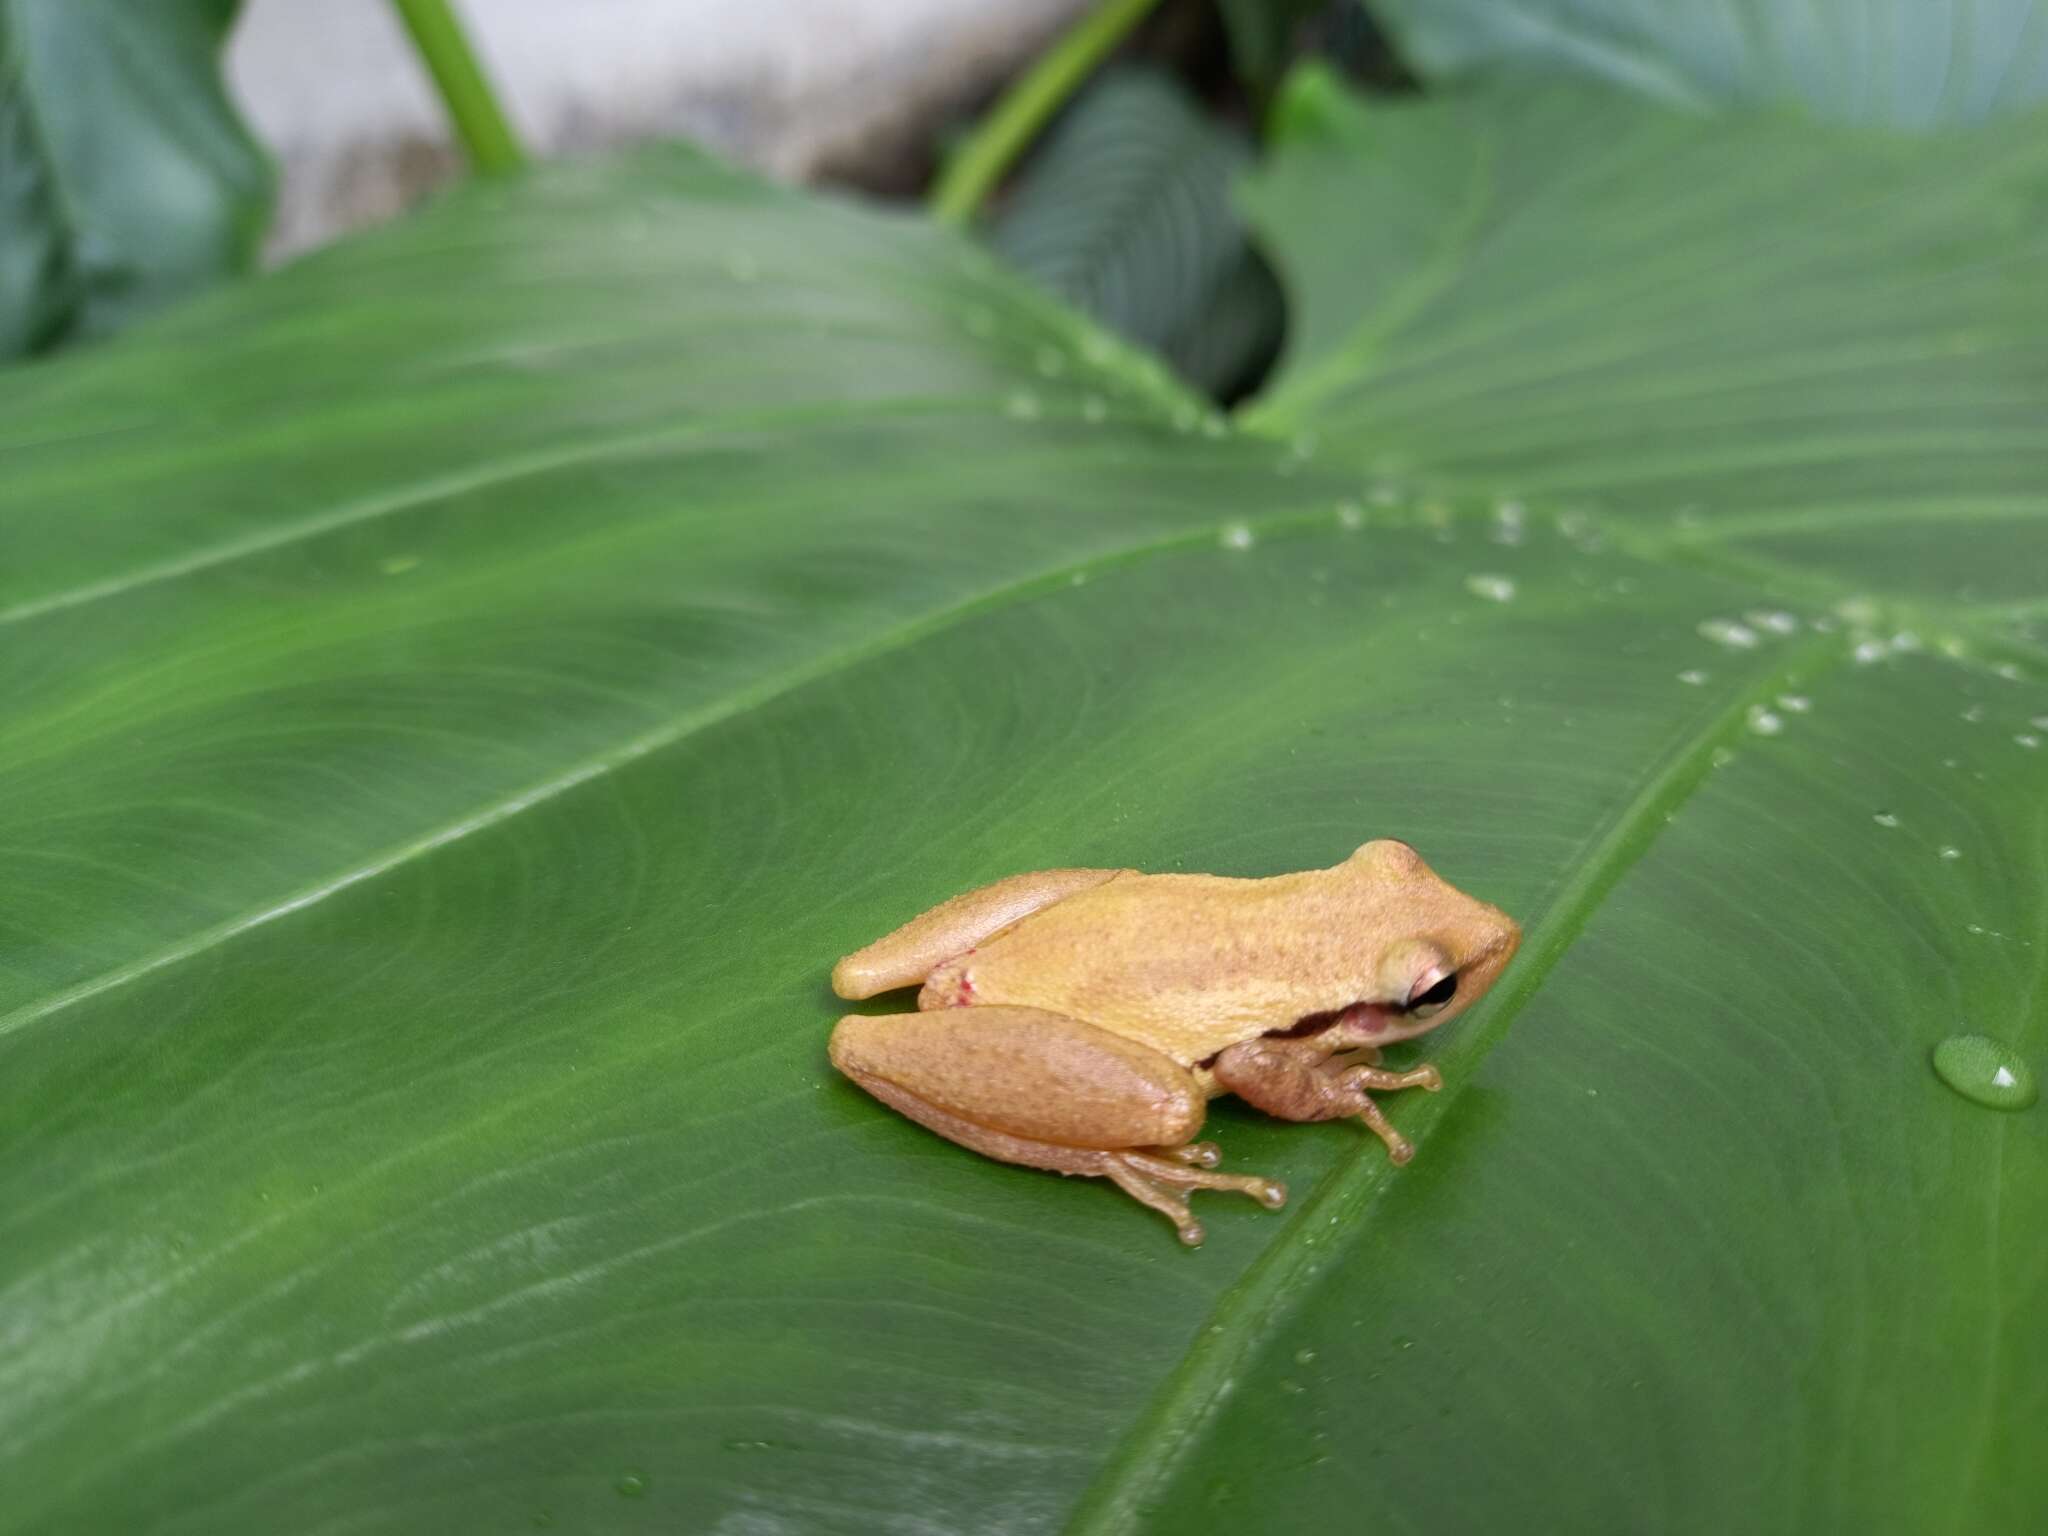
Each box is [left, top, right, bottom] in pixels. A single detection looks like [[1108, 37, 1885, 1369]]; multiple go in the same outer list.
[[1100, 1148, 1287, 1244], [1353, 1094, 1416, 1164]]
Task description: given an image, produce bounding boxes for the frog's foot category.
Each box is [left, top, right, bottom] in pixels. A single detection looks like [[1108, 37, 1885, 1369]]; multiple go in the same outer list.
[[1213, 1038, 1441, 1166], [1106, 1151, 1287, 1245], [1331, 1064, 1440, 1164], [1162, 1140, 1221, 1168]]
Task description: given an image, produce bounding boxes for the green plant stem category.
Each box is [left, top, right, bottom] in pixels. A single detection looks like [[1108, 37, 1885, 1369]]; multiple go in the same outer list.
[[389, 0, 525, 174], [928, 0, 1165, 225]]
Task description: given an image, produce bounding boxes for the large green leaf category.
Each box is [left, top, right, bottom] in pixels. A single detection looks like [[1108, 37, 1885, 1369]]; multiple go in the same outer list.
[[2, 83, 2044, 1536], [0, 0, 269, 359], [1365, 0, 2048, 126]]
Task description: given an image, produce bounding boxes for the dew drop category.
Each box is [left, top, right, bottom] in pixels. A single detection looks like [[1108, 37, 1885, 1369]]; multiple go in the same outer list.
[[1294, 1348, 1317, 1366], [1004, 391, 1041, 421], [1872, 811, 1900, 828], [1747, 707, 1783, 736], [1931, 1035, 2037, 1111], [1711, 747, 1737, 768], [1219, 522, 1256, 551], [1939, 845, 1962, 861], [1852, 639, 1889, 664], [2032, 716, 2048, 732], [1994, 662, 2024, 681], [1961, 704, 1986, 723], [1279, 1378, 1306, 1395], [1465, 573, 1515, 602], [379, 554, 421, 576], [2017, 734, 2041, 750], [1677, 669, 1710, 686], [1776, 694, 1812, 713], [615, 1471, 649, 1499], [1699, 618, 1759, 650], [1335, 501, 1364, 530]]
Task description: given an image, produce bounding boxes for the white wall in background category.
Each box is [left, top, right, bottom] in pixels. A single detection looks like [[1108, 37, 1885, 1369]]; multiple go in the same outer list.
[[227, 0, 1083, 254]]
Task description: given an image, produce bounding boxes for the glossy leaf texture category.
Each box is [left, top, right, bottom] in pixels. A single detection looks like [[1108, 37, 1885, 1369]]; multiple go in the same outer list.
[[1364, 0, 2048, 126], [0, 0, 269, 359], [2, 88, 2045, 1536]]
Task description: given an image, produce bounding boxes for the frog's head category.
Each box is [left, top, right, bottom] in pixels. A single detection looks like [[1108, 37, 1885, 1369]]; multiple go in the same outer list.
[[1340, 839, 1521, 1044]]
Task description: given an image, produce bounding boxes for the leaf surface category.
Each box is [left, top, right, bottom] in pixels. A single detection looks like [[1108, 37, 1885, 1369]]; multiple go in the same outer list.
[[0, 86, 2043, 1536]]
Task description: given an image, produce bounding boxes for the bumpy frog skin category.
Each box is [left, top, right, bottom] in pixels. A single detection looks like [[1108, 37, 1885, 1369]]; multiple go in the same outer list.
[[830, 840, 1520, 1245]]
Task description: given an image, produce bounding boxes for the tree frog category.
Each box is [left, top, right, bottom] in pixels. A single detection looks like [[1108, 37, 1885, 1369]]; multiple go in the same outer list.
[[830, 840, 1521, 1245]]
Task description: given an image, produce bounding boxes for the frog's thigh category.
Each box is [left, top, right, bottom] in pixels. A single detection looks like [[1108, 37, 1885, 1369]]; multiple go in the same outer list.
[[831, 868, 1130, 1000], [830, 1005, 1203, 1149]]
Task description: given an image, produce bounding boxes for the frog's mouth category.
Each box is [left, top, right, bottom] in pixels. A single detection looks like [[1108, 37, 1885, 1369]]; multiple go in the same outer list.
[[1270, 998, 1416, 1044]]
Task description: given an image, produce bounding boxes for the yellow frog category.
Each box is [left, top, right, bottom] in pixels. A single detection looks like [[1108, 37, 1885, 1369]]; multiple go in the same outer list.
[[830, 840, 1520, 1244]]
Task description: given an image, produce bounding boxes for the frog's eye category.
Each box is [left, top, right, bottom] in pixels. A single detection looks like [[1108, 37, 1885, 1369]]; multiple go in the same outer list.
[[1406, 967, 1458, 1019]]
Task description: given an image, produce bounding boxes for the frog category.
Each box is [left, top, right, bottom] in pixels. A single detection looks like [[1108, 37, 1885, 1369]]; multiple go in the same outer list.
[[829, 839, 1521, 1245]]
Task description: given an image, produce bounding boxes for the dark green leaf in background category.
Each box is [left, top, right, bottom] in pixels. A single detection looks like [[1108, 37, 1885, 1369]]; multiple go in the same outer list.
[[1215, 0, 1325, 93], [0, 0, 269, 360], [0, 69, 2042, 1536], [991, 64, 1282, 398], [1365, 0, 2048, 126]]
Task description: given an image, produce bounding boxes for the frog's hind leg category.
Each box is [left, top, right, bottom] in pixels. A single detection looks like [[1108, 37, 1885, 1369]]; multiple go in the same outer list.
[[831, 868, 1131, 1000], [830, 1006, 1286, 1245]]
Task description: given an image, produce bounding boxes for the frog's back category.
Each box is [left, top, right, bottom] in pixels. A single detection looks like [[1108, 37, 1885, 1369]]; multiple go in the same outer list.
[[935, 869, 1373, 1067]]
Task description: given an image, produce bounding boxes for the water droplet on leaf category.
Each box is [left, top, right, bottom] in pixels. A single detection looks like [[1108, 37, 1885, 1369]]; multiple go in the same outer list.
[[1465, 573, 1515, 602], [1932, 1036, 2036, 1111], [1699, 618, 1759, 649]]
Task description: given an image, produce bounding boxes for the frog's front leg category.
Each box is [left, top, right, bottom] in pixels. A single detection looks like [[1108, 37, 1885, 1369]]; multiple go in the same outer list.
[[830, 1006, 1285, 1245], [1212, 1036, 1441, 1165], [831, 867, 1131, 1000]]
